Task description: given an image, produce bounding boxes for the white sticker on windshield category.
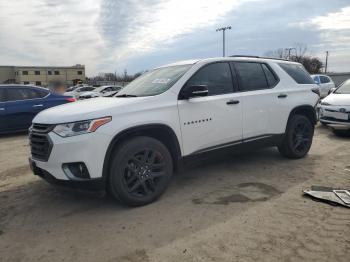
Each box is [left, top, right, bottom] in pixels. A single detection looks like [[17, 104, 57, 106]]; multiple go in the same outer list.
[[152, 78, 171, 84]]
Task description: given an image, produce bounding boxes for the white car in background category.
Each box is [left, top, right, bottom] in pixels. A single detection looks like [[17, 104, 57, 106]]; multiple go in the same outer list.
[[78, 85, 122, 100], [319, 79, 350, 135], [64, 86, 95, 98], [311, 74, 335, 98]]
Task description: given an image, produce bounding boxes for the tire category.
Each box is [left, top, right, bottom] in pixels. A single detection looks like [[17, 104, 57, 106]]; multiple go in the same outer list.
[[278, 115, 314, 159], [108, 136, 173, 206], [332, 129, 350, 137]]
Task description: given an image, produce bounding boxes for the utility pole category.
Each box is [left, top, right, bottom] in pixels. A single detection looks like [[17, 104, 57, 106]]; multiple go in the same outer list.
[[216, 26, 231, 57], [325, 51, 329, 74]]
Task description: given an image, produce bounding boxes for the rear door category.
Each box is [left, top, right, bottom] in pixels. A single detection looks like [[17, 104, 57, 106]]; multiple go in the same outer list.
[[0, 88, 8, 131], [231, 61, 280, 139], [6, 87, 48, 130], [177, 62, 243, 155]]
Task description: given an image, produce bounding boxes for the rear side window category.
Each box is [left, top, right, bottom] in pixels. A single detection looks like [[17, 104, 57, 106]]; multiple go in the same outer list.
[[185, 62, 234, 96], [262, 64, 278, 87], [279, 63, 314, 84], [233, 62, 269, 91], [34, 89, 49, 98], [320, 76, 330, 84], [0, 88, 6, 102], [7, 88, 46, 101]]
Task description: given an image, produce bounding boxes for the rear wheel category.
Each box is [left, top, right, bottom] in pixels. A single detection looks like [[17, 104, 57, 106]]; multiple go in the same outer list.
[[108, 136, 173, 206], [278, 115, 314, 159]]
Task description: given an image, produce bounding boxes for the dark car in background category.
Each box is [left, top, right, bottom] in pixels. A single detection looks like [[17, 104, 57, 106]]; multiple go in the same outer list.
[[0, 85, 76, 133]]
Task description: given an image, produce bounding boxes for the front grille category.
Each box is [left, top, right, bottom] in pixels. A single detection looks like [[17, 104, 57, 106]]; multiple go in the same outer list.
[[29, 123, 54, 161], [321, 116, 350, 123]]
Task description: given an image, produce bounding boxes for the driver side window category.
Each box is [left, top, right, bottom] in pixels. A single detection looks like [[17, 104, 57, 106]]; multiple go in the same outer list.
[[185, 63, 234, 96]]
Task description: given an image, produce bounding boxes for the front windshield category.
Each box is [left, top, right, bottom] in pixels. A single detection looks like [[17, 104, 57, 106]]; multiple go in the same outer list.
[[117, 64, 191, 97], [335, 80, 350, 94]]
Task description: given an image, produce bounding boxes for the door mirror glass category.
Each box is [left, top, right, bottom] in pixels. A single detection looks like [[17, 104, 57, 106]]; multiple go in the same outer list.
[[181, 85, 208, 99]]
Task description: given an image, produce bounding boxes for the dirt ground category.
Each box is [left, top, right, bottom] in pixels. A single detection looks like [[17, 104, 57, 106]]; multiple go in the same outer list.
[[0, 125, 349, 262]]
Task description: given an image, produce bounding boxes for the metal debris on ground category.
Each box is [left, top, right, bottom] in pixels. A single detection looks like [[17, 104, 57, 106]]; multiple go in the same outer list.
[[303, 186, 350, 208]]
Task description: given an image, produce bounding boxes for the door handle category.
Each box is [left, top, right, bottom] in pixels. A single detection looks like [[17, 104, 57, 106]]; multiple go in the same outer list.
[[33, 104, 43, 107], [226, 100, 240, 105], [278, 94, 287, 98]]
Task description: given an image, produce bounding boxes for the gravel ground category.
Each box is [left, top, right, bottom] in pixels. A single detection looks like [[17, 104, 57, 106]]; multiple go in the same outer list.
[[0, 125, 349, 262]]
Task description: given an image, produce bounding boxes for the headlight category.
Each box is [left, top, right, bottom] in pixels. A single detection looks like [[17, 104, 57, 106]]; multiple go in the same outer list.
[[321, 101, 331, 106], [53, 117, 111, 137]]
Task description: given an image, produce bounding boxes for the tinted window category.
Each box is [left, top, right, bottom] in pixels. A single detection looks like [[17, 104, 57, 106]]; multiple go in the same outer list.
[[262, 64, 278, 87], [234, 62, 268, 91], [185, 63, 233, 96], [279, 63, 314, 84], [34, 89, 49, 98], [7, 88, 46, 101], [0, 88, 6, 102], [320, 76, 330, 84]]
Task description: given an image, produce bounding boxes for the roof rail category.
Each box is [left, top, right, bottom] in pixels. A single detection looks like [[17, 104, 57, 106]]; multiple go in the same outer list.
[[229, 55, 290, 62], [230, 55, 260, 58]]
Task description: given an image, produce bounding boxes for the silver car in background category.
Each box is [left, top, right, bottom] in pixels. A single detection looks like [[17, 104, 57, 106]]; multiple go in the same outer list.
[[311, 74, 335, 98], [319, 79, 350, 135]]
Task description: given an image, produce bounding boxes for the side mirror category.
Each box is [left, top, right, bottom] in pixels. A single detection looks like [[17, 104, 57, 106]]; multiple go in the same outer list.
[[181, 85, 208, 99], [328, 87, 336, 95]]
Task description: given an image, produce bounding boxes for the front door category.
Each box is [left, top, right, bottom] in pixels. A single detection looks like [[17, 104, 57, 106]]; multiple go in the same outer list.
[[177, 62, 243, 156], [6, 87, 46, 130]]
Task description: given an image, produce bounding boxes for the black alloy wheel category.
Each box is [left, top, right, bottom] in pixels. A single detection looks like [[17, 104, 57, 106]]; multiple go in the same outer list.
[[278, 115, 314, 159], [108, 136, 173, 206]]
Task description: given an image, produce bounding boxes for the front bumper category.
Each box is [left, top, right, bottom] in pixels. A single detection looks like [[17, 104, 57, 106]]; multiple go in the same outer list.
[[319, 105, 350, 130], [30, 130, 111, 181], [30, 159, 105, 190]]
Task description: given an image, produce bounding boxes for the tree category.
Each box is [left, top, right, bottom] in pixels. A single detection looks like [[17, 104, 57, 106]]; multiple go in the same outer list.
[[264, 43, 324, 74]]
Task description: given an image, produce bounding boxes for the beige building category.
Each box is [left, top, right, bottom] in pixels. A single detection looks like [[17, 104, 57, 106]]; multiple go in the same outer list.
[[0, 65, 85, 86]]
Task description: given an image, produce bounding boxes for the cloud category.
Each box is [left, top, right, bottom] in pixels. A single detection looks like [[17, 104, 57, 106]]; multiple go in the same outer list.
[[98, 0, 261, 70], [0, 0, 104, 74], [299, 6, 350, 30], [0, 0, 350, 74]]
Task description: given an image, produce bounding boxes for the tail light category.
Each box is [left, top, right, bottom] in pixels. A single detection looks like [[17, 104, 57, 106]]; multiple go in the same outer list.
[[311, 88, 320, 97], [66, 97, 76, 102]]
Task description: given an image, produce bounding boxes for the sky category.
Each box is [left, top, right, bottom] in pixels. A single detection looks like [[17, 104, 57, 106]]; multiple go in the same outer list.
[[0, 0, 349, 76]]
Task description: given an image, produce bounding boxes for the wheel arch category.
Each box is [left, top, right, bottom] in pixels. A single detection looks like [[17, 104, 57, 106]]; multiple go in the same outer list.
[[102, 124, 182, 183], [287, 105, 317, 128]]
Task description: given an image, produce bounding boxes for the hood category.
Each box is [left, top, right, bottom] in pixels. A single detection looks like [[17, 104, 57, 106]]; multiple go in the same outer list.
[[322, 93, 350, 106], [33, 97, 149, 124]]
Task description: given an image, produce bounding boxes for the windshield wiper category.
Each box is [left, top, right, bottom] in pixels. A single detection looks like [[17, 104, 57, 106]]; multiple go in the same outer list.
[[115, 94, 138, 98]]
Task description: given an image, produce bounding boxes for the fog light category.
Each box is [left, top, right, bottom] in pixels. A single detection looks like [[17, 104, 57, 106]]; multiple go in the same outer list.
[[62, 162, 90, 180]]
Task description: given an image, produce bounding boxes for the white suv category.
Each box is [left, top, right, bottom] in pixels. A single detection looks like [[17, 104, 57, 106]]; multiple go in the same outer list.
[[29, 57, 319, 206]]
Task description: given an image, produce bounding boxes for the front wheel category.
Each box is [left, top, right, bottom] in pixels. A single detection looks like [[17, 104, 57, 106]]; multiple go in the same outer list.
[[278, 115, 314, 159], [108, 136, 173, 206]]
